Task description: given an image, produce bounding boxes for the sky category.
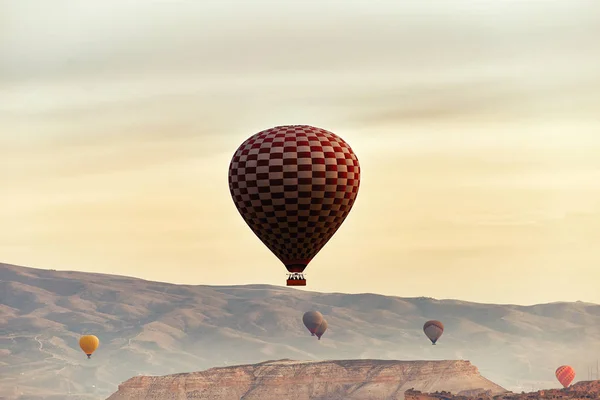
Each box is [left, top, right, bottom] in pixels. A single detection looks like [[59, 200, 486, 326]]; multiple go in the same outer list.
[[1, 0, 600, 305]]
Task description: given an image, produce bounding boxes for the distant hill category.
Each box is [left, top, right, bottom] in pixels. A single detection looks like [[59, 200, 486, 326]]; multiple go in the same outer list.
[[106, 359, 507, 400], [1, 262, 600, 399]]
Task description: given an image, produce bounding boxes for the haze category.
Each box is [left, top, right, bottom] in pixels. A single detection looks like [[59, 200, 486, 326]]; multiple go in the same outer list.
[[1, 0, 600, 305]]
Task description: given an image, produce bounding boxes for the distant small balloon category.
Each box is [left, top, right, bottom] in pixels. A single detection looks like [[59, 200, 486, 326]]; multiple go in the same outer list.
[[303, 311, 324, 336], [79, 335, 99, 359], [315, 320, 328, 340], [555, 365, 575, 388], [423, 320, 444, 345]]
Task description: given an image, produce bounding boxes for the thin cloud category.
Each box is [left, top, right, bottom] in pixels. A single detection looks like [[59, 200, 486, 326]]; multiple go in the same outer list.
[[1, 0, 600, 304]]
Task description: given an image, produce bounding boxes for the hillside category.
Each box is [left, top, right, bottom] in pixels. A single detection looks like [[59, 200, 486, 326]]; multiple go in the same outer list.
[[1, 263, 600, 399], [405, 379, 600, 399], [106, 359, 507, 400]]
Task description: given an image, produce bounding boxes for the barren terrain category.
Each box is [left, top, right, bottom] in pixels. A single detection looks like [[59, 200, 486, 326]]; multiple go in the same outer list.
[[405, 379, 600, 399], [106, 359, 507, 400], [1, 263, 599, 399]]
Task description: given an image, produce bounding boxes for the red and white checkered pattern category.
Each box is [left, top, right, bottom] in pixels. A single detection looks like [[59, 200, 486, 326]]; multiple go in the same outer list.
[[228, 125, 361, 273]]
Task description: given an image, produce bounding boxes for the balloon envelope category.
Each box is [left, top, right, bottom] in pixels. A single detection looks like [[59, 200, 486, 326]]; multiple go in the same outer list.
[[315, 319, 328, 340], [555, 365, 575, 388], [303, 311, 324, 335], [79, 335, 99, 358], [423, 320, 444, 344], [228, 125, 361, 279]]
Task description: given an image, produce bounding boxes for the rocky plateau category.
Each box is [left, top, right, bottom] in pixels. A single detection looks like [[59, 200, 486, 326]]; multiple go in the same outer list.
[[106, 359, 507, 400]]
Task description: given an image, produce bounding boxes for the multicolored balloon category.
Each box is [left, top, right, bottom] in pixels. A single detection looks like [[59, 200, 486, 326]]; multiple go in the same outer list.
[[555, 365, 575, 388], [79, 335, 99, 359], [228, 125, 361, 286], [303, 311, 324, 336], [423, 320, 444, 345]]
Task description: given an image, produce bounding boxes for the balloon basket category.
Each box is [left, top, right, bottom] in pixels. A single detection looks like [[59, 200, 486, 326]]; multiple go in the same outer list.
[[287, 273, 306, 286]]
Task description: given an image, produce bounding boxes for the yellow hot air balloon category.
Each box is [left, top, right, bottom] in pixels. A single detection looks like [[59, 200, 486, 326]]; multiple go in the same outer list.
[[79, 335, 99, 359]]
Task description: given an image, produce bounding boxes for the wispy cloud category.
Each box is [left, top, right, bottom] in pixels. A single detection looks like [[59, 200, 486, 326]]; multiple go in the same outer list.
[[1, 0, 600, 304]]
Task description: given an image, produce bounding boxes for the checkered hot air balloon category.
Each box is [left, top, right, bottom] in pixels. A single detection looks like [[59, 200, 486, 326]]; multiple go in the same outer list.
[[228, 125, 361, 286]]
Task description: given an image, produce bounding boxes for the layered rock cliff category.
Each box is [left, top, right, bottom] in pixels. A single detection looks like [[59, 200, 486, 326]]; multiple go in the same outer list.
[[106, 359, 507, 400]]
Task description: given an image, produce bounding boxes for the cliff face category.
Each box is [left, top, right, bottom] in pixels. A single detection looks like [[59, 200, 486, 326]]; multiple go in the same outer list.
[[405, 380, 600, 400], [106, 359, 507, 400]]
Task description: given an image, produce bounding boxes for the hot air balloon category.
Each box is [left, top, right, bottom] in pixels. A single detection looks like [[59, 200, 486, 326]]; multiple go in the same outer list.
[[315, 319, 328, 340], [228, 125, 361, 286], [555, 365, 575, 388], [303, 311, 324, 336], [423, 320, 444, 345], [79, 335, 99, 359]]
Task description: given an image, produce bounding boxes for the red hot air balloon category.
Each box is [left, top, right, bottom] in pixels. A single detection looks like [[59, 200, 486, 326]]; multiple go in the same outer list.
[[228, 125, 361, 286], [555, 365, 575, 388]]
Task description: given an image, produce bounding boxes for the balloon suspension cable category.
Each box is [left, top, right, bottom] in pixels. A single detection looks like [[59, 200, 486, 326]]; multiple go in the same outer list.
[[286, 272, 306, 286]]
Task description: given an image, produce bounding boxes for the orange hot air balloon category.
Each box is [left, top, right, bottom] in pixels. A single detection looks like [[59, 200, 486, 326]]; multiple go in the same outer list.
[[228, 125, 361, 286], [423, 320, 444, 345], [555, 365, 575, 388], [79, 335, 99, 359]]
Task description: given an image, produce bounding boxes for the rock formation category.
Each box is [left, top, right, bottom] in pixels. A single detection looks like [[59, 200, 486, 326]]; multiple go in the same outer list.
[[106, 359, 507, 400], [404, 380, 600, 400]]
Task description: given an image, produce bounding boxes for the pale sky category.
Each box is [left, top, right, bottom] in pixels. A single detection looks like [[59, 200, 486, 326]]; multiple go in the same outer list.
[[1, 0, 600, 305]]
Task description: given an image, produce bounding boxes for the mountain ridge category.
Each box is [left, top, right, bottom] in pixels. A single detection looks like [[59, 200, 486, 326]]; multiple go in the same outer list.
[[2, 262, 600, 399], [4, 262, 597, 307]]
